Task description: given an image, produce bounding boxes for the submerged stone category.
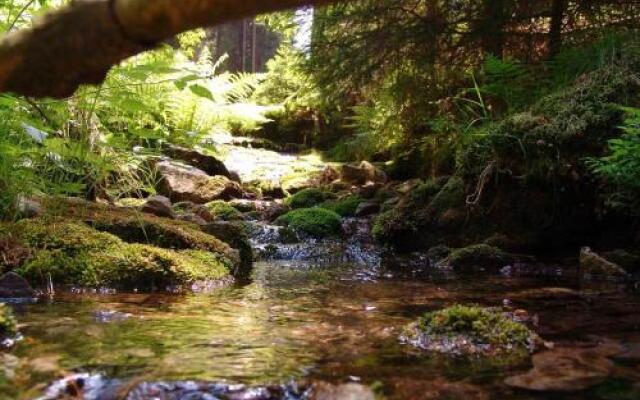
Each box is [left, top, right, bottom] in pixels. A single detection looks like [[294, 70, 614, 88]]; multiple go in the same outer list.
[[401, 305, 540, 356]]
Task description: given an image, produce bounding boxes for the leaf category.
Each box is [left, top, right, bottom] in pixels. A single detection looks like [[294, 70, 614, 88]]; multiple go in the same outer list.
[[189, 84, 214, 101]]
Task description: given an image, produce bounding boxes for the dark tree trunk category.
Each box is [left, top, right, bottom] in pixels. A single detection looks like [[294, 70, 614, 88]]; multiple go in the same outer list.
[[480, 0, 508, 58], [549, 0, 567, 57]]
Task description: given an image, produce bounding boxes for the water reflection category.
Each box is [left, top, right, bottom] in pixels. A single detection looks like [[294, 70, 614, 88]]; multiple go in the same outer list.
[[3, 261, 640, 399]]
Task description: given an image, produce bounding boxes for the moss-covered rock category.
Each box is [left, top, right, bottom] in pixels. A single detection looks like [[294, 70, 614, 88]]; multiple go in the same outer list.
[[275, 208, 343, 238], [402, 305, 539, 356], [318, 195, 364, 217], [40, 197, 239, 266], [0, 304, 17, 340], [205, 200, 244, 221], [447, 244, 513, 272], [9, 219, 234, 290], [285, 188, 336, 209], [202, 222, 253, 278]]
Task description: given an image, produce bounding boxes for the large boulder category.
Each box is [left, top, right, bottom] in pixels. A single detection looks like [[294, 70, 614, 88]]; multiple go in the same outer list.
[[579, 247, 629, 278], [156, 161, 243, 204], [162, 145, 230, 178], [0, 272, 35, 298], [340, 161, 387, 185]]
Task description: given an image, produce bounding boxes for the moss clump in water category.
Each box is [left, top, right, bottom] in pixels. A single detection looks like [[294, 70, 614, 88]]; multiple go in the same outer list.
[[6, 218, 233, 290], [276, 208, 342, 238], [447, 244, 513, 271], [205, 201, 244, 221], [285, 188, 336, 209], [0, 304, 17, 339], [403, 305, 538, 356], [319, 195, 364, 217]]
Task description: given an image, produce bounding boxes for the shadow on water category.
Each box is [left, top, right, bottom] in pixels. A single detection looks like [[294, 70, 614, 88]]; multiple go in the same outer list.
[[3, 261, 640, 399]]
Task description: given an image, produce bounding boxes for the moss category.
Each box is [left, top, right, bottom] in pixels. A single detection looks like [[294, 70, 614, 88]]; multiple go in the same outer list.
[[318, 195, 364, 217], [202, 222, 253, 278], [39, 197, 240, 267], [11, 219, 233, 290], [428, 177, 465, 214], [447, 244, 512, 271], [0, 304, 17, 339], [205, 200, 244, 221], [285, 188, 336, 209], [417, 305, 535, 349], [275, 208, 342, 238]]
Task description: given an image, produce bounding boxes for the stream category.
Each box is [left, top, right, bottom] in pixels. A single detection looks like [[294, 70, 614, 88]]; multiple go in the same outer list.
[[4, 260, 640, 399]]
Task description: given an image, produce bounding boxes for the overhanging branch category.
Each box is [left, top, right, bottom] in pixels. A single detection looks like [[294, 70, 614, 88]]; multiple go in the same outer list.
[[0, 0, 335, 99]]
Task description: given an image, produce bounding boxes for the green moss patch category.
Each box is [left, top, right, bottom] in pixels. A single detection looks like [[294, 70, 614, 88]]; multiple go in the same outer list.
[[402, 305, 539, 356], [318, 195, 364, 217], [285, 188, 336, 209], [276, 208, 343, 238], [0, 304, 17, 339], [9, 219, 233, 290], [40, 197, 240, 266], [205, 201, 244, 221], [447, 244, 513, 271]]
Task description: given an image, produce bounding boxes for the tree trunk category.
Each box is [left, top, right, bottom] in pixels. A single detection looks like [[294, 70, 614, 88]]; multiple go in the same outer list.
[[0, 0, 334, 98], [480, 0, 507, 58], [548, 0, 567, 58]]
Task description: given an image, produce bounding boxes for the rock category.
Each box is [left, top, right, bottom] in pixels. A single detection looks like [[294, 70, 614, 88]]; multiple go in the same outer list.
[[310, 383, 375, 400], [262, 203, 290, 222], [357, 182, 383, 199], [446, 244, 515, 272], [228, 171, 242, 183], [17, 197, 43, 218], [202, 222, 253, 278], [602, 249, 640, 274], [328, 180, 352, 193], [387, 378, 488, 400], [401, 305, 540, 356], [0, 272, 35, 298], [276, 208, 343, 238], [173, 201, 216, 223], [157, 161, 243, 204], [579, 247, 629, 278], [504, 344, 620, 391], [340, 161, 387, 185], [395, 179, 424, 195], [355, 201, 381, 217], [141, 195, 175, 219], [162, 145, 230, 178], [317, 166, 341, 185], [229, 199, 258, 213]]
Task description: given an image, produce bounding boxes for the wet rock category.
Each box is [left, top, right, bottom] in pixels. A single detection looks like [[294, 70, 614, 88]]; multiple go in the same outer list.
[[394, 179, 424, 195], [157, 161, 243, 204], [163, 145, 231, 178], [262, 203, 290, 222], [387, 378, 488, 400], [355, 202, 380, 217], [278, 227, 299, 244], [141, 195, 175, 219], [340, 162, 387, 185], [0, 272, 35, 298], [504, 343, 622, 391], [426, 245, 451, 264], [229, 171, 242, 184], [357, 182, 383, 199], [446, 244, 515, 272], [580, 247, 629, 278], [202, 222, 253, 278], [310, 383, 375, 400]]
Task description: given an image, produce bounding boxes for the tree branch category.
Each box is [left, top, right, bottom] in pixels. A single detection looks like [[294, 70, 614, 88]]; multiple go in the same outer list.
[[0, 0, 336, 99]]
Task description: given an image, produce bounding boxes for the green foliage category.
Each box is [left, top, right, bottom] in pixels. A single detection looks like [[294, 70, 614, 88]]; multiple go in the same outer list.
[[205, 200, 244, 221], [319, 195, 364, 217], [0, 303, 17, 339], [276, 208, 342, 238], [285, 188, 336, 209], [418, 305, 533, 348], [589, 107, 640, 214]]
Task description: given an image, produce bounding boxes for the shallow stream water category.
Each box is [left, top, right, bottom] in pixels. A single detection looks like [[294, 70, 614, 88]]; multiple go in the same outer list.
[[3, 261, 640, 399]]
